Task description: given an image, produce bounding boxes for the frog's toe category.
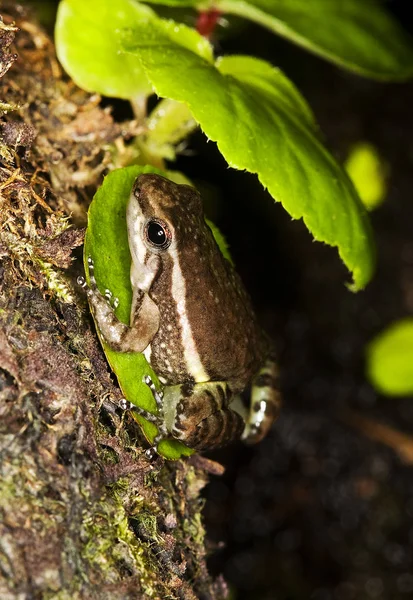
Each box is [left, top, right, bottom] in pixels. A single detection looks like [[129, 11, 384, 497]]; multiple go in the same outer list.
[[143, 375, 164, 411], [104, 288, 120, 309], [87, 256, 97, 286], [122, 396, 168, 447], [124, 400, 162, 426], [77, 275, 87, 289], [118, 398, 129, 411], [145, 447, 159, 460], [131, 402, 169, 458]]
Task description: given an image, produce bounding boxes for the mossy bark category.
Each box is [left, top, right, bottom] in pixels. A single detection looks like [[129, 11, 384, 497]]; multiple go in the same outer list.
[[0, 4, 225, 598]]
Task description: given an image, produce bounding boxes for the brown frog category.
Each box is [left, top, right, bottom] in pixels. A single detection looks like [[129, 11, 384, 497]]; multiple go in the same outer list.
[[81, 174, 281, 454]]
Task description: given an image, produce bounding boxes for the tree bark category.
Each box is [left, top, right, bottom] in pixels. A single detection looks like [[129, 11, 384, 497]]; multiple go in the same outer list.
[[0, 4, 225, 598]]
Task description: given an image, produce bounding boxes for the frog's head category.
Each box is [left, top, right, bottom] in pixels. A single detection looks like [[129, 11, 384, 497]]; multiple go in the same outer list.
[[127, 174, 204, 267]]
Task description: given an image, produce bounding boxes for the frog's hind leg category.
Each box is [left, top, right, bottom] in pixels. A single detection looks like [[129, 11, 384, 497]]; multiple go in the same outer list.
[[242, 355, 281, 444], [163, 381, 245, 451]]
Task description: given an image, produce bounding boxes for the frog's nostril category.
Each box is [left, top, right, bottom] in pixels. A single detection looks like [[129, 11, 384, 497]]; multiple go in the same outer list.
[[132, 180, 141, 198]]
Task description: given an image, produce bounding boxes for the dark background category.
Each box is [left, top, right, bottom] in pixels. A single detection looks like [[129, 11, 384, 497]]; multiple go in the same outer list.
[[29, 2, 413, 598], [199, 3, 413, 599]]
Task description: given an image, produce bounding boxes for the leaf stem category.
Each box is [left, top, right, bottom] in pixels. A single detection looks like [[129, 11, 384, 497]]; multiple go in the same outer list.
[[130, 94, 148, 121]]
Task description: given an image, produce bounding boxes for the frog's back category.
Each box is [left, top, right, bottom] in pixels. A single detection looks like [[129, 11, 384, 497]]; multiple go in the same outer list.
[[179, 222, 266, 388]]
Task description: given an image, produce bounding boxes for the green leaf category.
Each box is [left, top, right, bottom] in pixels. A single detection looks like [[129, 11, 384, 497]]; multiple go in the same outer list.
[[55, 0, 155, 99], [140, 0, 200, 5], [206, 219, 233, 264], [366, 318, 413, 396], [85, 165, 193, 459], [145, 99, 198, 161], [345, 142, 388, 211], [217, 54, 317, 131], [216, 0, 413, 80], [121, 20, 375, 290]]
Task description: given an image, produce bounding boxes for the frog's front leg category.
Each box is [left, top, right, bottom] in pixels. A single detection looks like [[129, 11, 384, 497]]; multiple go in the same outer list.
[[79, 256, 160, 353], [136, 379, 245, 452]]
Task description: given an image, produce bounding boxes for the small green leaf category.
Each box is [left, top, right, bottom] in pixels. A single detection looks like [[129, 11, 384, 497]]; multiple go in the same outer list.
[[144, 99, 198, 160], [121, 20, 375, 290], [366, 318, 413, 396], [85, 165, 193, 459], [217, 0, 413, 80], [165, 170, 193, 185], [55, 0, 155, 99], [206, 219, 233, 264], [345, 142, 388, 211]]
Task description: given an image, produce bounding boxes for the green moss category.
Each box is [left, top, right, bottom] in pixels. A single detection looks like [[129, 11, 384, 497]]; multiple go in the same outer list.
[[81, 495, 158, 595]]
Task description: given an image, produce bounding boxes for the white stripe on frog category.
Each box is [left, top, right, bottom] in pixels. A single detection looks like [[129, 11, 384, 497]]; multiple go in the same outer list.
[[169, 244, 209, 382]]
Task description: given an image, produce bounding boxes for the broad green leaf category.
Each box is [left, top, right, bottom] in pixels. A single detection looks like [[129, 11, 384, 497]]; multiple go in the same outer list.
[[85, 165, 193, 459], [366, 318, 413, 396], [121, 20, 375, 290], [140, 0, 200, 5], [345, 142, 388, 211], [130, 17, 214, 62], [55, 0, 155, 99], [217, 54, 317, 131], [216, 0, 413, 80]]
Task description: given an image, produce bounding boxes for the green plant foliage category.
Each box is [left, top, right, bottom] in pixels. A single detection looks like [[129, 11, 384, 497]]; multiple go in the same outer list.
[[121, 19, 375, 290], [55, 1, 379, 290], [345, 142, 388, 211], [142, 0, 413, 80], [144, 99, 197, 160], [55, 0, 155, 98], [85, 165, 194, 459], [206, 219, 233, 264], [140, 0, 200, 4], [366, 318, 413, 396], [216, 0, 413, 80]]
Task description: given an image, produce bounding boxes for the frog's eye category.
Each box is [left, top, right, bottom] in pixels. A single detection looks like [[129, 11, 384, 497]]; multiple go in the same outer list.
[[145, 219, 172, 250]]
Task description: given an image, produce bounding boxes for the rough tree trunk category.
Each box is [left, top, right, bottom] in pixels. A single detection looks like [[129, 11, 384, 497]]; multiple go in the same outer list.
[[0, 4, 225, 598]]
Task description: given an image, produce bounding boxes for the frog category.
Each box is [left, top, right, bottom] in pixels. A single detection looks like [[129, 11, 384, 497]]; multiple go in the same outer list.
[[80, 173, 281, 454]]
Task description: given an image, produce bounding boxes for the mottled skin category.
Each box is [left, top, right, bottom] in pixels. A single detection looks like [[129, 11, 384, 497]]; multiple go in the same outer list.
[[84, 174, 281, 452], [139, 175, 265, 388]]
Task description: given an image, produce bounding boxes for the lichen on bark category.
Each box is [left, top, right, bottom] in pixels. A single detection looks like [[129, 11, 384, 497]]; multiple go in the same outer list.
[[0, 4, 225, 598]]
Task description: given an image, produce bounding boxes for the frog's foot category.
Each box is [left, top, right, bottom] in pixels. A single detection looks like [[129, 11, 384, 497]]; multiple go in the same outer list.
[[176, 406, 244, 451], [77, 256, 97, 292], [142, 375, 164, 413], [121, 376, 168, 458], [167, 381, 245, 451], [104, 288, 119, 309], [78, 257, 120, 308]]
